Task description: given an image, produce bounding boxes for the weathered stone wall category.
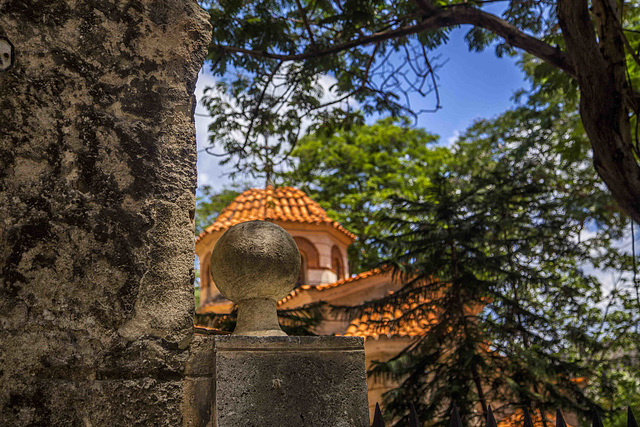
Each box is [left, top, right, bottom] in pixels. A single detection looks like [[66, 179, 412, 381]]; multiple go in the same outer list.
[[0, 1, 210, 424]]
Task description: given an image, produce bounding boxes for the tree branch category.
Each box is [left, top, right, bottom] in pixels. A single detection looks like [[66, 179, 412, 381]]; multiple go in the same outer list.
[[243, 61, 284, 152], [294, 0, 318, 51], [214, 4, 575, 77], [558, 0, 640, 224], [412, 0, 437, 14], [432, 5, 575, 77]]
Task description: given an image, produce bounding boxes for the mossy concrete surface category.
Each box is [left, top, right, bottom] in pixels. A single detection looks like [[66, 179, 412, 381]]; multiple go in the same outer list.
[[0, 1, 210, 424]]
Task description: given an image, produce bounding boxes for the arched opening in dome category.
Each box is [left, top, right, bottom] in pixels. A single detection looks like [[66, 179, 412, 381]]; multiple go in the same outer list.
[[293, 236, 319, 268], [331, 245, 344, 280], [297, 251, 308, 287]]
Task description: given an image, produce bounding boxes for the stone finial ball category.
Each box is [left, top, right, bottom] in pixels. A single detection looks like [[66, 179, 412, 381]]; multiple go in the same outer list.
[[210, 220, 301, 303]]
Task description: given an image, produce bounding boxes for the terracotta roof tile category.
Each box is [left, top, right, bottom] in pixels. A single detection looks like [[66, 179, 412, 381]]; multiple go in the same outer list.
[[497, 409, 573, 427], [277, 267, 390, 306], [343, 278, 440, 339], [278, 266, 447, 339], [196, 186, 356, 243], [343, 300, 437, 339]]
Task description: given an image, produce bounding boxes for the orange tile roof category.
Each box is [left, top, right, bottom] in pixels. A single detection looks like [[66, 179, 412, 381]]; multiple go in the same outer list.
[[277, 267, 389, 306], [196, 186, 356, 243], [343, 292, 438, 339], [498, 409, 573, 427], [278, 268, 444, 340]]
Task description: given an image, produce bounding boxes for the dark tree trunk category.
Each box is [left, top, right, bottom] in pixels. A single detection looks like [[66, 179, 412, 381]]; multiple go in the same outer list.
[[558, 0, 640, 224]]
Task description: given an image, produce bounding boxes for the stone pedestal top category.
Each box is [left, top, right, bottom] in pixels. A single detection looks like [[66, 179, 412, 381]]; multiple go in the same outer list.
[[210, 220, 301, 336], [212, 334, 365, 351]]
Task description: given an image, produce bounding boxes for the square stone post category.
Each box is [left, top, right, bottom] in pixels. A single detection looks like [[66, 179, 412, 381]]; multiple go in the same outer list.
[[187, 221, 370, 426], [212, 335, 369, 426]]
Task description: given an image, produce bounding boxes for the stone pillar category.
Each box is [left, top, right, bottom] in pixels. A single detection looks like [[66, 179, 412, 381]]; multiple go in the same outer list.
[[0, 2, 210, 425], [212, 335, 370, 427], [202, 221, 370, 426]]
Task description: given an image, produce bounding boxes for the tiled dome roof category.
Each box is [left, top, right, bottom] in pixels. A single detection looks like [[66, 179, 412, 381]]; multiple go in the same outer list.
[[196, 186, 356, 243]]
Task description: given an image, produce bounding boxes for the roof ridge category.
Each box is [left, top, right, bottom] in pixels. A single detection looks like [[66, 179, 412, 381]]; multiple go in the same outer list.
[[195, 185, 356, 243], [277, 266, 390, 307]]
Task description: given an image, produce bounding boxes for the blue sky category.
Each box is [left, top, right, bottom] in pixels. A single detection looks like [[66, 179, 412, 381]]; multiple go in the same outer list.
[[194, 27, 526, 190], [413, 30, 525, 144]]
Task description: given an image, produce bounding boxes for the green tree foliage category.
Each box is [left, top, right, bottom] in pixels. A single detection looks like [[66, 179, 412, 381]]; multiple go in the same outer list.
[[353, 102, 640, 425], [201, 0, 640, 224], [284, 116, 446, 273], [195, 185, 245, 235]]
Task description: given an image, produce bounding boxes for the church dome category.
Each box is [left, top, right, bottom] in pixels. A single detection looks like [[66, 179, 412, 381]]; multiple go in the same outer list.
[[196, 186, 356, 243]]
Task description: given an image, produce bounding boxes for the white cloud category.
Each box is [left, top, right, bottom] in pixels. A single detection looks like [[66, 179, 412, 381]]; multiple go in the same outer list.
[[446, 130, 460, 146], [194, 67, 234, 191]]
